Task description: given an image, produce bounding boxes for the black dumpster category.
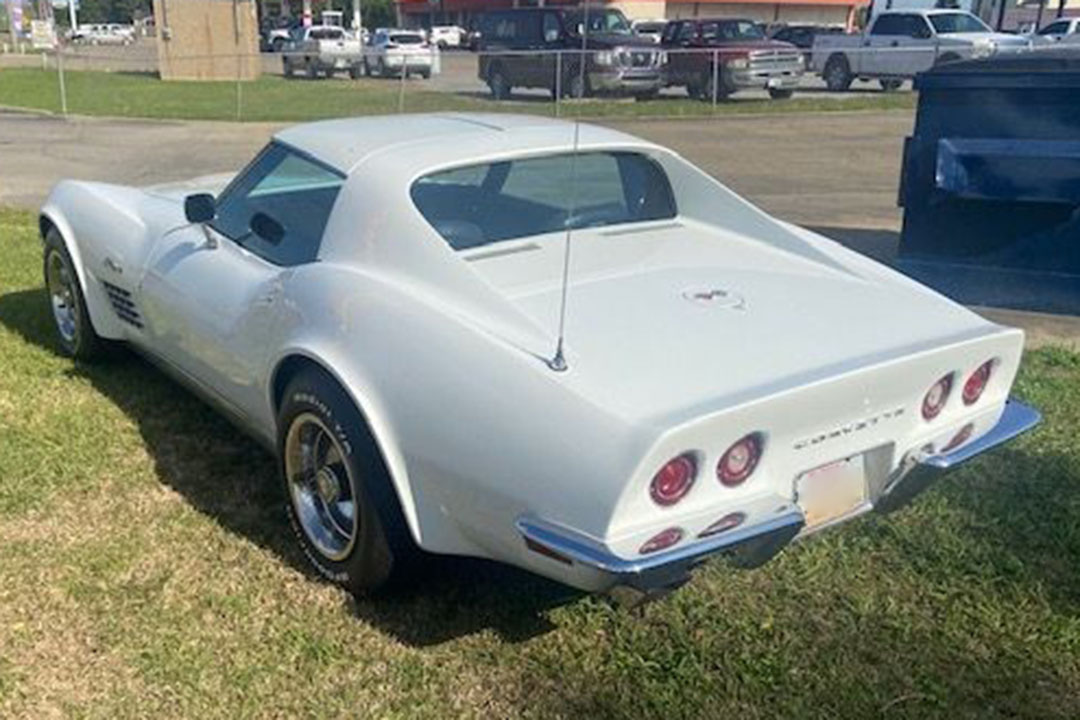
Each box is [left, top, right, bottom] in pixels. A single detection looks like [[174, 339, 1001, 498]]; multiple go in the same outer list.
[[898, 50, 1080, 314]]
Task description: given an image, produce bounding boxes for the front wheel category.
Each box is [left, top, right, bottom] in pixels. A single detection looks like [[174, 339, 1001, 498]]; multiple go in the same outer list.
[[768, 87, 794, 100], [879, 78, 903, 92], [43, 228, 104, 360], [488, 66, 511, 99], [279, 369, 414, 595]]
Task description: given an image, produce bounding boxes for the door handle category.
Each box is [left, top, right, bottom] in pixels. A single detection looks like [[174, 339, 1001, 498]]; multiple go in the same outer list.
[[891, 40, 899, 47]]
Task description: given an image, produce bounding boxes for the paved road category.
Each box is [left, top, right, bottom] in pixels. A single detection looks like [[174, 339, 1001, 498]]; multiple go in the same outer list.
[[1, 108, 1075, 344]]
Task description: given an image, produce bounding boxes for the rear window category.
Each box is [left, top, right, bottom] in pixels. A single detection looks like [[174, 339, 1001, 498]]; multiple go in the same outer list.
[[411, 152, 677, 250], [310, 28, 345, 40], [390, 33, 424, 44]]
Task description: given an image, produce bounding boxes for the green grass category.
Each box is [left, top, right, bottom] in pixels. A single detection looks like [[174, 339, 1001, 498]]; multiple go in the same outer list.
[[1, 205, 1078, 718], [0, 67, 916, 122]]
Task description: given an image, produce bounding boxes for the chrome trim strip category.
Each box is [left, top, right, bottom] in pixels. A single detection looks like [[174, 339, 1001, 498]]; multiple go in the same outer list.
[[920, 399, 1041, 469], [516, 508, 805, 577]]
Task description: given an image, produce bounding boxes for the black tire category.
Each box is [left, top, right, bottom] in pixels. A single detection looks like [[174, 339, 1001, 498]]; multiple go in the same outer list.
[[283, 58, 294, 78], [633, 90, 659, 102], [43, 228, 104, 361], [768, 87, 794, 100], [879, 78, 903, 92], [566, 71, 587, 99], [823, 54, 853, 92], [420, 69, 431, 80], [271, 37, 285, 53], [685, 82, 702, 100], [305, 59, 318, 79], [698, 67, 733, 102], [488, 65, 511, 99], [348, 63, 361, 80], [278, 368, 415, 595]]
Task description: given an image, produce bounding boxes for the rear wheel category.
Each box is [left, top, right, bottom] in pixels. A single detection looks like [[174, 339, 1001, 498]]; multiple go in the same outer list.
[[823, 54, 853, 92], [879, 78, 903, 92], [279, 368, 414, 595], [306, 59, 318, 79], [698, 67, 732, 102], [488, 65, 511, 99], [283, 58, 294, 77], [768, 87, 794, 100], [567, 71, 587, 99], [43, 228, 104, 361]]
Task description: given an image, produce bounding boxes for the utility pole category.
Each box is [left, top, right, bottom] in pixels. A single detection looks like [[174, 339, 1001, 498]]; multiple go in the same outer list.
[[67, 0, 77, 32], [353, 0, 361, 31]]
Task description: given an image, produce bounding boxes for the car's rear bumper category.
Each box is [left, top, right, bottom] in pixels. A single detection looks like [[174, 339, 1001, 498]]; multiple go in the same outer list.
[[516, 399, 1039, 602]]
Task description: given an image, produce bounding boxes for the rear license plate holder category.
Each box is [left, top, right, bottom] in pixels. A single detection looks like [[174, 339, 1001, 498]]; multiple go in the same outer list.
[[796, 454, 868, 531]]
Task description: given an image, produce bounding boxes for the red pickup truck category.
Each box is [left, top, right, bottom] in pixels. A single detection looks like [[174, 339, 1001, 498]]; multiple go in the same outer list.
[[661, 19, 805, 100]]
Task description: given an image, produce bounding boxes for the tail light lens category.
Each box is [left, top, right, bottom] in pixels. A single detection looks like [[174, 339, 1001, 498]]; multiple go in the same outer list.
[[963, 360, 994, 405], [717, 433, 763, 487], [698, 511, 746, 538], [922, 374, 953, 421], [941, 423, 974, 453], [639, 527, 684, 555], [649, 454, 697, 506]]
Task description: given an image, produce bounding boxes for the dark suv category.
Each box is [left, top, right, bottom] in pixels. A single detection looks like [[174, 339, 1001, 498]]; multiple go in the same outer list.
[[661, 18, 804, 100], [476, 8, 664, 100]]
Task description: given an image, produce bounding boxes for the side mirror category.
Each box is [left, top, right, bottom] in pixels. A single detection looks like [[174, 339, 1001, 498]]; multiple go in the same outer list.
[[184, 193, 216, 224], [250, 212, 285, 245]]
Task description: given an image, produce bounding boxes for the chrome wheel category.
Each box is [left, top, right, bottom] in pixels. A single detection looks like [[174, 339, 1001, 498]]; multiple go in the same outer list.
[[284, 413, 359, 561], [45, 249, 79, 344]]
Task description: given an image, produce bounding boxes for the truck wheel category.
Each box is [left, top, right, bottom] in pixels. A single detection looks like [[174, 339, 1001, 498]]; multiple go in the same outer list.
[[306, 60, 318, 79], [567, 72, 587, 99], [699, 68, 733, 102], [879, 79, 903, 92], [823, 54, 853, 92], [488, 65, 511, 99], [420, 69, 431, 80], [768, 88, 794, 100], [633, 90, 659, 102], [283, 59, 294, 78], [278, 368, 416, 596], [349, 64, 361, 80]]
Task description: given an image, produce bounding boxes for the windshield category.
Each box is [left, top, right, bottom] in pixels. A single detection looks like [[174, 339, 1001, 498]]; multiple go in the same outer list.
[[412, 152, 677, 250], [929, 13, 991, 34], [702, 20, 766, 41], [565, 9, 632, 36]]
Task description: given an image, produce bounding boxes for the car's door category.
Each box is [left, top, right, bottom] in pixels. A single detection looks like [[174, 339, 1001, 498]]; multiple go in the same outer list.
[[137, 143, 346, 419], [865, 14, 912, 75], [1037, 19, 1071, 42]]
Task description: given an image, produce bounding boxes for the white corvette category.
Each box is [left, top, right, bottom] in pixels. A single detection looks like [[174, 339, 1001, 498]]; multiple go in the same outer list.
[[39, 113, 1039, 601]]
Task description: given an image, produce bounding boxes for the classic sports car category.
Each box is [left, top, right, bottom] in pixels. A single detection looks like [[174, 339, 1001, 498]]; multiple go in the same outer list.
[[40, 113, 1039, 602]]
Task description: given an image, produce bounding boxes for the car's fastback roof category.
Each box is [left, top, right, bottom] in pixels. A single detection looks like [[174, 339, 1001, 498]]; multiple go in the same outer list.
[[272, 113, 659, 175]]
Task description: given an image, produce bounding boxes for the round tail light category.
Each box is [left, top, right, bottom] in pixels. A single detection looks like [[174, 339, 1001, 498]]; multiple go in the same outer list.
[[649, 454, 697, 506], [922, 374, 953, 421], [698, 511, 746, 538], [962, 360, 993, 406], [717, 433, 763, 487], [639, 527, 684, 555]]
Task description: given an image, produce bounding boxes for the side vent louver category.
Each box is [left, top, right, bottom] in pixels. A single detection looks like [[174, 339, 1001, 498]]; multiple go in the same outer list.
[[101, 281, 143, 329]]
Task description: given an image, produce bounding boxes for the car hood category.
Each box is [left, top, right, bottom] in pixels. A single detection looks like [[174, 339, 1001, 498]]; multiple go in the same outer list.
[[466, 219, 989, 423], [142, 172, 236, 201]]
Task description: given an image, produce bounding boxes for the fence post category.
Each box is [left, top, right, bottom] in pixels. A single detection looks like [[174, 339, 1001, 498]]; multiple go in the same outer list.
[[235, 53, 243, 121], [712, 49, 719, 108], [57, 50, 68, 116], [555, 50, 562, 117], [398, 59, 407, 113]]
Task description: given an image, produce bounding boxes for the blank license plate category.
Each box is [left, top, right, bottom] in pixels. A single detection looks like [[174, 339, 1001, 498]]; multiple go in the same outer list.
[[796, 455, 868, 530]]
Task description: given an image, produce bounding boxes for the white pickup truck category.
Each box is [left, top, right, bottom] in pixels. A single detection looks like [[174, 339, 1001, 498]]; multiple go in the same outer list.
[[812, 10, 1030, 91], [282, 25, 364, 79]]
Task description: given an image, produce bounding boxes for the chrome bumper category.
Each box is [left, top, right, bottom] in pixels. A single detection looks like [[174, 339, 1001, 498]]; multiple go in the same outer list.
[[517, 399, 1040, 601]]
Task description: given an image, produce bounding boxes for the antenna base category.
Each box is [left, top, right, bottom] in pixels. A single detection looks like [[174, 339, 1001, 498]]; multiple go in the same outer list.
[[546, 349, 568, 372]]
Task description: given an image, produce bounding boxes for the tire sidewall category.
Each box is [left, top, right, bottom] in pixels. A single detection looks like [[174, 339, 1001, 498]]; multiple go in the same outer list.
[[278, 371, 401, 594], [43, 229, 97, 359]]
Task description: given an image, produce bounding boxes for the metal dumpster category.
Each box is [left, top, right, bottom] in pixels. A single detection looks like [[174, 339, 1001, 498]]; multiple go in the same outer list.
[[898, 50, 1080, 314]]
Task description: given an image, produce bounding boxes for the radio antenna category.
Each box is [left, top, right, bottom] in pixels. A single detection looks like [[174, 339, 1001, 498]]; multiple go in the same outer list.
[[548, 1, 591, 373]]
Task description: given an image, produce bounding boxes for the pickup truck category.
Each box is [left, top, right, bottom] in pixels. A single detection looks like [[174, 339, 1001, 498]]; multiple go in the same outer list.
[[661, 18, 804, 100], [812, 10, 1030, 91], [282, 25, 364, 79]]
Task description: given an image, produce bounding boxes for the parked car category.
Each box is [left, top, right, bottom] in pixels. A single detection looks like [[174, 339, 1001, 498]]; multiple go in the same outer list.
[[282, 25, 364, 79], [1029, 16, 1080, 43], [38, 113, 1039, 601], [476, 7, 664, 100], [71, 23, 136, 45], [813, 10, 1031, 92], [661, 18, 804, 100], [429, 24, 466, 48], [631, 19, 668, 44], [363, 29, 435, 78], [769, 23, 845, 64], [262, 16, 301, 52]]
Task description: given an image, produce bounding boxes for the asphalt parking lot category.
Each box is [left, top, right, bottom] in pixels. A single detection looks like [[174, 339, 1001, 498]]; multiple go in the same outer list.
[[1, 107, 1076, 345]]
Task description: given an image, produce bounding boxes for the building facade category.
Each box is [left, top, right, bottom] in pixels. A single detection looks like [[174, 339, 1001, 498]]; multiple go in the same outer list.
[[396, 0, 869, 31]]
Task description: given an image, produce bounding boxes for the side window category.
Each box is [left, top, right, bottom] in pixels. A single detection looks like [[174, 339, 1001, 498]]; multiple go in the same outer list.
[[677, 21, 696, 42], [661, 21, 678, 43], [870, 15, 902, 36], [212, 144, 345, 266], [906, 16, 932, 38], [1039, 21, 1068, 35], [542, 12, 561, 43]]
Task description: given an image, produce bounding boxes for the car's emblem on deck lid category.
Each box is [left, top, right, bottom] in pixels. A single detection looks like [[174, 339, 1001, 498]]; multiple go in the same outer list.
[[681, 287, 746, 310]]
